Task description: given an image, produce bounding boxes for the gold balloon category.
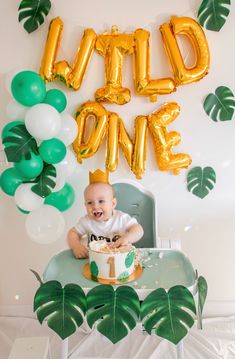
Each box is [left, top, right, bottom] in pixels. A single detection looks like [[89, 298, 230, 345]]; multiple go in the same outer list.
[[106, 112, 120, 172], [54, 60, 72, 86], [40, 17, 64, 82], [118, 119, 133, 168], [69, 28, 97, 90], [40, 17, 96, 88], [73, 101, 191, 177], [160, 16, 210, 86], [118, 116, 148, 179], [95, 26, 134, 105], [134, 29, 176, 102], [73, 101, 108, 163], [148, 102, 192, 174], [132, 116, 148, 179]]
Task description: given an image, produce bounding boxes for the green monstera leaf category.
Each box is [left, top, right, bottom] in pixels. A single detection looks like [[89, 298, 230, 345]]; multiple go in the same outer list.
[[187, 167, 216, 199], [3, 124, 38, 162], [117, 271, 129, 281], [198, 0, 231, 32], [34, 281, 86, 339], [18, 0, 51, 33], [31, 164, 56, 198], [203, 86, 235, 122], [90, 261, 99, 277], [141, 286, 196, 345], [197, 275, 208, 329], [125, 251, 135, 268], [87, 285, 140, 343]]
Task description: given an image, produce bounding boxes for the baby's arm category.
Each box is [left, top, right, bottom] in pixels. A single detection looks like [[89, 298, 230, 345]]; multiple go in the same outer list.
[[111, 223, 144, 248], [67, 227, 88, 259]]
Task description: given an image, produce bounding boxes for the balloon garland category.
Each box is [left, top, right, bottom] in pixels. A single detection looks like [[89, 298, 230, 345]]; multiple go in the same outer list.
[[0, 70, 78, 244]]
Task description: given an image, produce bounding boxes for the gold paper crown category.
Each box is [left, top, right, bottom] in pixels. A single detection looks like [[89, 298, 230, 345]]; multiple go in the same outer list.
[[89, 169, 109, 184]]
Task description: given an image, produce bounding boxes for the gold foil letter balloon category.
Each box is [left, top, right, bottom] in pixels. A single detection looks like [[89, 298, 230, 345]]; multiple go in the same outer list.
[[95, 26, 134, 105], [40, 17, 64, 82], [133, 29, 176, 102], [131, 116, 148, 179], [40, 18, 96, 88], [106, 113, 148, 179], [73, 101, 108, 163], [72, 101, 148, 179], [106, 112, 120, 172], [148, 102, 192, 174], [160, 16, 210, 86]]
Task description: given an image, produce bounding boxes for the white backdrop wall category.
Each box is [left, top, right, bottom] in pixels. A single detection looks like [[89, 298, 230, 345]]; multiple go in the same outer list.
[[0, 0, 235, 309]]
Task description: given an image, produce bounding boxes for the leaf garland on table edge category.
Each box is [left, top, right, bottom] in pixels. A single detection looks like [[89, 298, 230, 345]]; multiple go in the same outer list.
[[141, 285, 196, 344], [86, 285, 140, 343], [32, 277, 200, 345], [197, 275, 208, 329], [34, 280, 87, 340]]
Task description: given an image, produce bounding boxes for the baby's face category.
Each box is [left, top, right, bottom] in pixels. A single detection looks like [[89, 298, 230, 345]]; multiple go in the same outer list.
[[84, 183, 117, 222]]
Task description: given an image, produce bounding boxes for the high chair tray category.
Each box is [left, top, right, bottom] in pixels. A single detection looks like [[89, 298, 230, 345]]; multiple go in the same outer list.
[[43, 248, 196, 300]]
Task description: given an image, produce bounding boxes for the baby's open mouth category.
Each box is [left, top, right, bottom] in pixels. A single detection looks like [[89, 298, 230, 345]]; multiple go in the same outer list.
[[93, 210, 103, 218]]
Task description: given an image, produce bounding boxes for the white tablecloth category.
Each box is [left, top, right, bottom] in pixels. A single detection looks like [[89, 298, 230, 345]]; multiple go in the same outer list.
[[1, 315, 235, 358]]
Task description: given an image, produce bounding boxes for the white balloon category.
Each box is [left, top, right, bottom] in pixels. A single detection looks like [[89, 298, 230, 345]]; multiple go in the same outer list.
[[6, 99, 28, 121], [25, 103, 61, 140], [25, 204, 65, 244], [15, 183, 44, 211], [56, 112, 78, 146], [53, 171, 66, 192], [54, 148, 78, 178]]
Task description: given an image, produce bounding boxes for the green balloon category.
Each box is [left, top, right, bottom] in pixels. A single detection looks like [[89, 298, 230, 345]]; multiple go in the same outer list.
[[17, 206, 30, 214], [39, 138, 66, 164], [45, 183, 75, 211], [0, 167, 25, 196], [1, 121, 24, 140], [11, 71, 46, 107], [14, 153, 43, 179], [43, 89, 67, 113]]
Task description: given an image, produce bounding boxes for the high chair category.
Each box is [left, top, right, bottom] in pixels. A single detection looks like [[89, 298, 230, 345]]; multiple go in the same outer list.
[[42, 179, 196, 359]]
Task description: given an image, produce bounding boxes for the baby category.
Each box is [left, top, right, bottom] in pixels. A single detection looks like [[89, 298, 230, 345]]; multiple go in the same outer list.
[[67, 171, 144, 259]]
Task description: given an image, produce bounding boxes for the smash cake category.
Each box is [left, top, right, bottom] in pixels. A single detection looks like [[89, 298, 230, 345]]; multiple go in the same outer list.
[[88, 240, 136, 281]]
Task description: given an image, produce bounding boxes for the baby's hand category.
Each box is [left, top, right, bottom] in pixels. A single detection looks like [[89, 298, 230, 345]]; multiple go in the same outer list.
[[73, 242, 88, 259], [110, 236, 129, 248]]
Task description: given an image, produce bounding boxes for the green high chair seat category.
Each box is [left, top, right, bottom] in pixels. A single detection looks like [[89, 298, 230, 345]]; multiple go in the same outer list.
[[113, 181, 157, 248]]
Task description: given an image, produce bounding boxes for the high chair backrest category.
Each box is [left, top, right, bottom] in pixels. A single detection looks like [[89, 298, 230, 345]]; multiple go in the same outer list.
[[113, 180, 158, 248]]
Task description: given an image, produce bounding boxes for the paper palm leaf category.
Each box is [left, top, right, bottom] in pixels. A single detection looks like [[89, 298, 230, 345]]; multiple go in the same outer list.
[[18, 0, 51, 33], [31, 164, 56, 198], [141, 286, 196, 345], [187, 167, 216, 199], [198, 0, 231, 32], [197, 276, 208, 329], [203, 86, 235, 122], [87, 285, 140, 343], [3, 124, 38, 162], [34, 281, 86, 339]]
